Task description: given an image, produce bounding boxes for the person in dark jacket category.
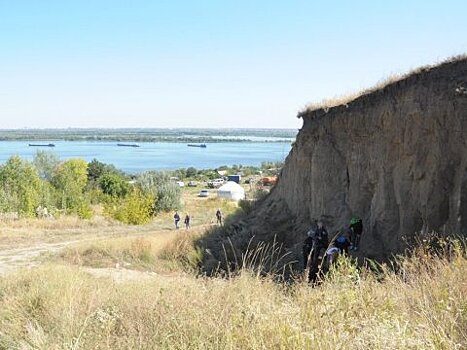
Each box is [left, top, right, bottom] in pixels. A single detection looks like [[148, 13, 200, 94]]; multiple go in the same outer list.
[[326, 229, 351, 266], [334, 229, 351, 254], [216, 208, 223, 225], [349, 216, 363, 251], [184, 214, 191, 229], [174, 212, 180, 229], [314, 221, 329, 248], [303, 221, 329, 282], [302, 228, 315, 270]]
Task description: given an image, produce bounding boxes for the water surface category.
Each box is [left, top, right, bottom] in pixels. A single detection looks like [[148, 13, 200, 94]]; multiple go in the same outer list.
[[0, 141, 292, 173]]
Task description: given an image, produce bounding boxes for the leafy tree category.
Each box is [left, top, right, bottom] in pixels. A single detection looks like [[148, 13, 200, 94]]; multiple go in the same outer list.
[[173, 168, 186, 180], [99, 173, 130, 198], [87, 159, 106, 182], [52, 159, 90, 217], [105, 189, 154, 225], [0, 156, 42, 216], [136, 171, 181, 212], [154, 182, 181, 212], [33, 150, 59, 180], [137, 171, 170, 194], [186, 167, 197, 178], [87, 158, 121, 183]]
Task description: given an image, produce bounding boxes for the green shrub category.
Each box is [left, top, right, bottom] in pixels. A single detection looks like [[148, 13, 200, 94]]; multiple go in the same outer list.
[[185, 167, 197, 178], [0, 156, 42, 216], [87, 159, 121, 183], [136, 171, 181, 212], [33, 150, 59, 181], [99, 173, 130, 198], [52, 159, 91, 216], [105, 189, 154, 225], [238, 199, 254, 214], [76, 200, 93, 219], [154, 182, 181, 212]]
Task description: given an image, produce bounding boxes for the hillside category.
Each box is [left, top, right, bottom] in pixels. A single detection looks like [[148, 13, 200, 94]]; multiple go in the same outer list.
[[199, 56, 467, 272]]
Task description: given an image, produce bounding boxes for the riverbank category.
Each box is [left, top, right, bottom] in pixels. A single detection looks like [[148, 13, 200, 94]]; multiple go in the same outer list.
[[0, 128, 297, 143]]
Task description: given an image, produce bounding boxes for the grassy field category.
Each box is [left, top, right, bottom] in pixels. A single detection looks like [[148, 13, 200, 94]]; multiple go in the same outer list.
[[0, 188, 466, 349], [0, 247, 466, 349]]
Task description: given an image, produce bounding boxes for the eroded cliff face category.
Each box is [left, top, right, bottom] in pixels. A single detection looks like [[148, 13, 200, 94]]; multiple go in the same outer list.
[[200, 57, 467, 272]]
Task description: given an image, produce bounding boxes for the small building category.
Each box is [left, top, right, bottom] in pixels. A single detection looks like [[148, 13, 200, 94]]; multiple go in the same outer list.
[[227, 174, 241, 184], [217, 181, 245, 201]]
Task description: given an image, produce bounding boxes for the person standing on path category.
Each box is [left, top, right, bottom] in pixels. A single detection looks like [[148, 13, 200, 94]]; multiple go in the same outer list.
[[184, 214, 191, 229], [216, 208, 223, 225], [174, 211, 180, 229]]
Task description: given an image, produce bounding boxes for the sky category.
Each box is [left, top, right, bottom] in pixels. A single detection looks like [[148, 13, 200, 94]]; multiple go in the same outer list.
[[0, 1, 466, 129]]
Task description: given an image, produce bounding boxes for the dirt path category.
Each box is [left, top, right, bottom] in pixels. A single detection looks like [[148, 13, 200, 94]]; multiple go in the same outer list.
[[0, 239, 89, 275], [0, 236, 187, 283]]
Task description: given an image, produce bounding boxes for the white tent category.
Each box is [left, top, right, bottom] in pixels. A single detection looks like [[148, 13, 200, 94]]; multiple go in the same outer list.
[[217, 181, 245, 201]]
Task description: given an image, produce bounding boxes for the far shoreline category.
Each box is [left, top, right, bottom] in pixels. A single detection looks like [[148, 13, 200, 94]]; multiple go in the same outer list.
[[0, 127, 297, 143]]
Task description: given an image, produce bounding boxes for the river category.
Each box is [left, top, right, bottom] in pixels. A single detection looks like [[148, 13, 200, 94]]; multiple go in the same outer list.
[[0, 141, 292, 173]]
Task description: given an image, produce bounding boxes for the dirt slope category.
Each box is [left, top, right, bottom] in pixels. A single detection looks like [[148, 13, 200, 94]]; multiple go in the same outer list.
[[200, 56, 467, 272]]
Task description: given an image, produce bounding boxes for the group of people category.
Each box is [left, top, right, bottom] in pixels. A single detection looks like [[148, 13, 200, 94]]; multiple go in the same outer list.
[[173, 208, 224, 230], [173, 212, 191, 230], [303, 216, 363, 283], [172, 208, 364, 284]]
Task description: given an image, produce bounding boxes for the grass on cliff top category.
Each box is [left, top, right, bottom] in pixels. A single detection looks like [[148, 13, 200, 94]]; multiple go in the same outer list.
[[302, 53, 467, 115], [1, 235, 466, 349]]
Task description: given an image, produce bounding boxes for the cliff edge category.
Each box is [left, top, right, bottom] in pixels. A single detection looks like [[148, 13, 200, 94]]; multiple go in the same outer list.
[[199, 56, 467, 272]]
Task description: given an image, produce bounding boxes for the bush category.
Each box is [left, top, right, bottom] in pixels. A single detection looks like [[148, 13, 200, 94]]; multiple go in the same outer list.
[[154, 182, 181, 212], [87, 159, 121, 183], [0, 156, 42, 216], [99, 173, 130, 198], [186, 167, 197, 178], [76, 200, 93, 219], [238, 199, 254, 214], [136, 171, 181, 212], [52, 159, 91, 216], [33, 150, 59, 181], [105, 189, 154, 225]]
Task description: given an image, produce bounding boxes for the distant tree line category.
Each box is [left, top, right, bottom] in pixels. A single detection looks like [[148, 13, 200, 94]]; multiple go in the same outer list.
[[0, 128, 296, 143]]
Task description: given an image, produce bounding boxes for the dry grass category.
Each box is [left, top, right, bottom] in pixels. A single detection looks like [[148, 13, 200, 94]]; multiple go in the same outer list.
[[57, 228, 204, 273], [180, 187, 239, 226], [302, 54, 467, 115], [0, 189, 237, 250], [0, 215, 115, 249], [43, 191, 237, 274], [1, 187, 466, 348], [0, 249, 465, 349]]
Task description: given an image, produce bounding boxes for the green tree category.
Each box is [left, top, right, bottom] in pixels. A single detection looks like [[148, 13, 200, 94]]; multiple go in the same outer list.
[[154, 182, 181, 212], [137, 171, 170, 194], [87, 159, 106, 182], [0, 156, 42, 216], [136, 171, 181, 212], [52, 159, 91, 217], [99, 173, 130, 198], [33, 150, 59, 180], [87, 159, 121, 183], [105, 189, 154, 225], [186, 167, 197, 178]]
